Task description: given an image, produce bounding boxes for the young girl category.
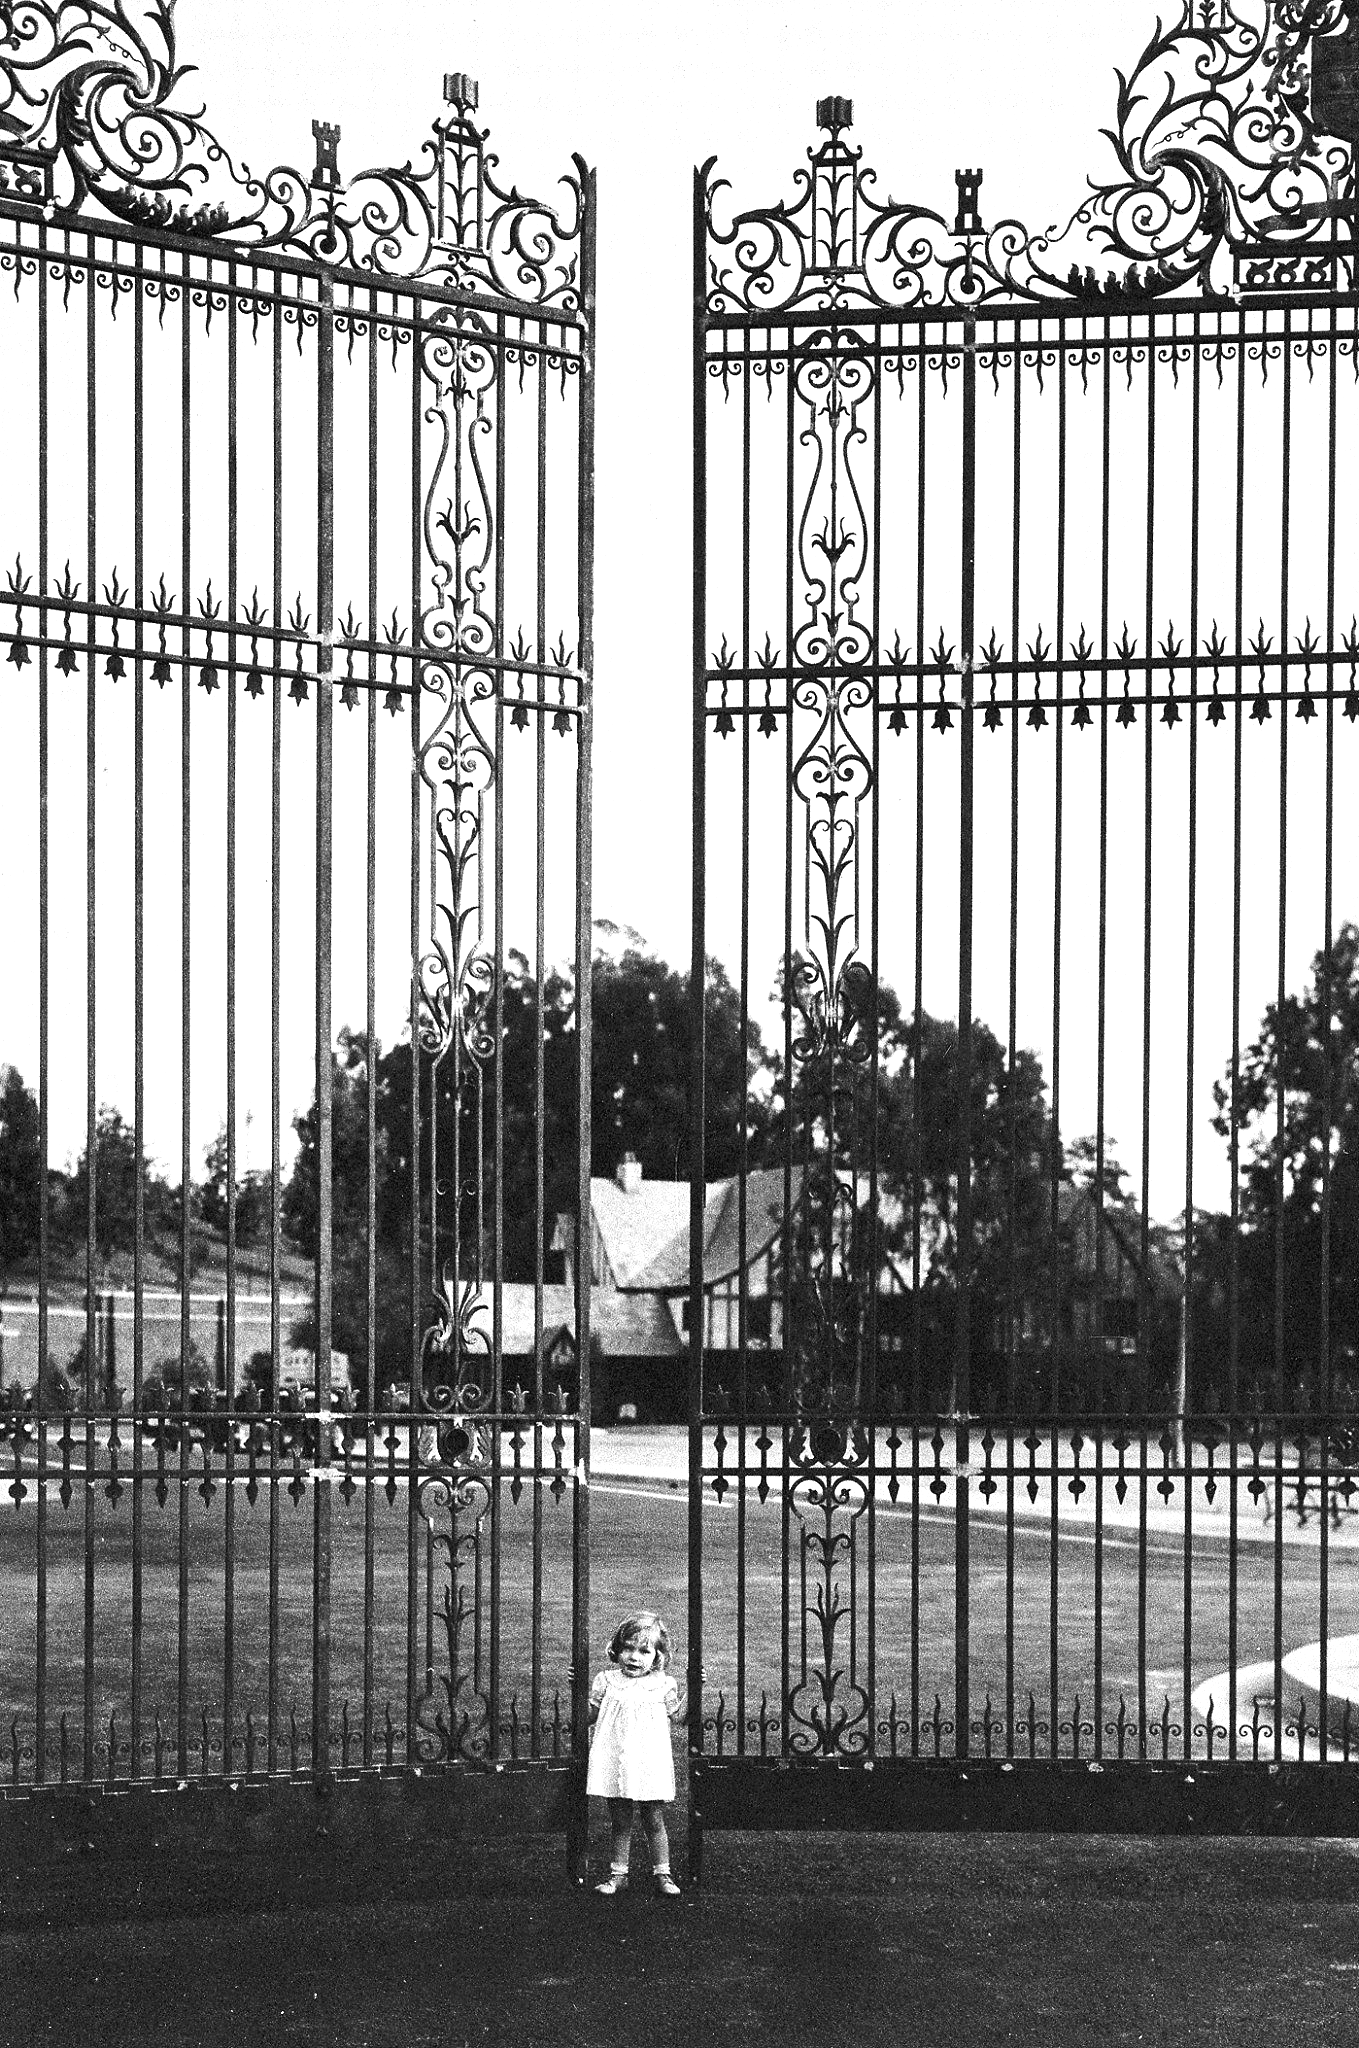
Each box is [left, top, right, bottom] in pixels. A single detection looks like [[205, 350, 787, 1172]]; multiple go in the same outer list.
[[585, 1610, 684, 1896]]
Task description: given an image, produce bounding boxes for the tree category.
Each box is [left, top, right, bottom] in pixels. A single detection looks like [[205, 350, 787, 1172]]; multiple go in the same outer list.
[[66, 1105, 163, 1271], [764, 960, 1058, 1406], [373, 942, 771, 1287], [281, 1028, 404, 1385], [1209, 921, 1359, 1392], [1065, 1134, 1134, 1208], [0, 1065, 42, 1283], [200, 1126, 272, 1246], [590, 947, 767, 1186]]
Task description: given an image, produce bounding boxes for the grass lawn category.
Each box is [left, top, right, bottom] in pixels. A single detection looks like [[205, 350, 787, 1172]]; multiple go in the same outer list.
[[0, 1459, 1347, 1778]]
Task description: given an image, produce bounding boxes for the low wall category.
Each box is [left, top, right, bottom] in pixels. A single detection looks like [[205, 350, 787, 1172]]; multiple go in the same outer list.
[[0, 1293, 313, 1397]]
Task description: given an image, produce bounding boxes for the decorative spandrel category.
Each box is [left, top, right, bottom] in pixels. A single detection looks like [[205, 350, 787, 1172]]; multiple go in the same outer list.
[[703, 2, 1357, 313], [0, 3, 585, 303]]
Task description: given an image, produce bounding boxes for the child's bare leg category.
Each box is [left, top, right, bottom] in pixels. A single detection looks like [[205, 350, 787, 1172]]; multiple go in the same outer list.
[[639, 1800, 670, 1872], [607, 1797, 633, 1873]]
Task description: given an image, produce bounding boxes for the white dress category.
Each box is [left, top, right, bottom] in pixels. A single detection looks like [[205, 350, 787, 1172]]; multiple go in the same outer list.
[[586, 1667, 679, 1800]]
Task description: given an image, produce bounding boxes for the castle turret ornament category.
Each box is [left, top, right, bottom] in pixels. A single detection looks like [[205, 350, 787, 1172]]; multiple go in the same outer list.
[[1311, 11, 1359, 146]]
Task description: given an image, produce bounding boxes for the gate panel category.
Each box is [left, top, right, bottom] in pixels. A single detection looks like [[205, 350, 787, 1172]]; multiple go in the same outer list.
[[691, 3, 1359, 1856], [0, 6, 593, 1849]]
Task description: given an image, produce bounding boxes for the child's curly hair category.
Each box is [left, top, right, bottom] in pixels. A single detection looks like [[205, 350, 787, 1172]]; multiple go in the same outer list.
[[607, 1609, 672, 1671]]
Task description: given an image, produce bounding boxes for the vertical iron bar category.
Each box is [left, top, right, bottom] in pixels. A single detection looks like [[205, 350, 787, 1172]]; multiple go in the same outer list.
[[363, 284, 379, 1770], [131, 236, 145, 1777], [1049, 316, 1067, 1752], [406, 288, 424, 1767], [736, 325, 751, 1755], [571, 175, 597, 1879], [865, 322, 883, 1748], [954, 309, 977, 1758], [1272, 307, 1292, 1762], [268, 266, 284, 1774], [1136, 310, 1156, 1758], [1006, 314, 1022, 1750], [313, 267, 336, 1779], [1093, 312, 1113, 1757], [1182, 311, 1201, 1757], [84, 228, 98, 1784], [1319, 299, 1339, 1756], [688, 161, 711, 1878], [177, 245, 193, 1778], [532, 315, 548, 1751], [780, 320, 796, 1758], [1227, 306, 1247, 1759], [223, 253, 239, 1776], [488, 310, 507, 1772], [35, 217, 49, 1786], [910, 329, 927, 1751]]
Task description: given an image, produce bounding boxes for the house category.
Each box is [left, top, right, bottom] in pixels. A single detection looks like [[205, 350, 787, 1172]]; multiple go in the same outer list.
[[1056, 1181, 1181, 1354], [543, 1157, 1181, 1415], [548, 1154, 801, 1414], [459, 1278, 683, 1422]]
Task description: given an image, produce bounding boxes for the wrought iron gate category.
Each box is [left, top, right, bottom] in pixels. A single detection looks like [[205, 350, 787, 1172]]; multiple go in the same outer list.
[[690, 0, 1359, 1860], [0, 5, 593, 1864]]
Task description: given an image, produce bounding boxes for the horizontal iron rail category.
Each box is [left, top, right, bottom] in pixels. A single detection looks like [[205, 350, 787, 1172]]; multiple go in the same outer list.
[[1, 590, 584, 683], [701, 288, 1359, 333], [701, 658, 1359, 689], [0, 196, 588, 329]]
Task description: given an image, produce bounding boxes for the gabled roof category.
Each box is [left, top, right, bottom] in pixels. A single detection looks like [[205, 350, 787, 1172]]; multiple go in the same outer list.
[[622, 1168, 798, 1295], [464, 1283, 681, 1359], [578, 1178, 690, 1287], [1056, 1181, 1181, 1296]]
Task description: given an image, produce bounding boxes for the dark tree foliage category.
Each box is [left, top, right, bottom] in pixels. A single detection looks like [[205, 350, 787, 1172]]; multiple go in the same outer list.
[[199, 1127, 272, 1247], [764, 963, 1058, 1407], [281, 1028, 406, 1386], [1209, 921, 1359, 1395], [0, 1065, 42, 1280], [277, 948, 762, 1380], [66, 1105, 165, 1269], [372, 945, 770, 1288], [371, 952, 576, 1290]]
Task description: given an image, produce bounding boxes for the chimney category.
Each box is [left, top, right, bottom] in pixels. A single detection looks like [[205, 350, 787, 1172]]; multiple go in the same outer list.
[[616, 1151, 642, 1195]]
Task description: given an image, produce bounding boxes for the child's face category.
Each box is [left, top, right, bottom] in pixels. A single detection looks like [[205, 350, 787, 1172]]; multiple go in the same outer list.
[[617, 1630, 660, 1677]]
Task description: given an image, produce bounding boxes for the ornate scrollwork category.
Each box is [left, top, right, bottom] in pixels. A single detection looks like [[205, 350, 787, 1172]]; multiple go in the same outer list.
[[0, 7, 585, 303], [703, 3, 1357, 313], [785, 1426, 872, 1755], [413, 311, 498, 1355], [767, 321, 881, 1402], [414, 1463, 493, 1761], [413, 307, 503, 1398], [420, 1258, 493, 1418]]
